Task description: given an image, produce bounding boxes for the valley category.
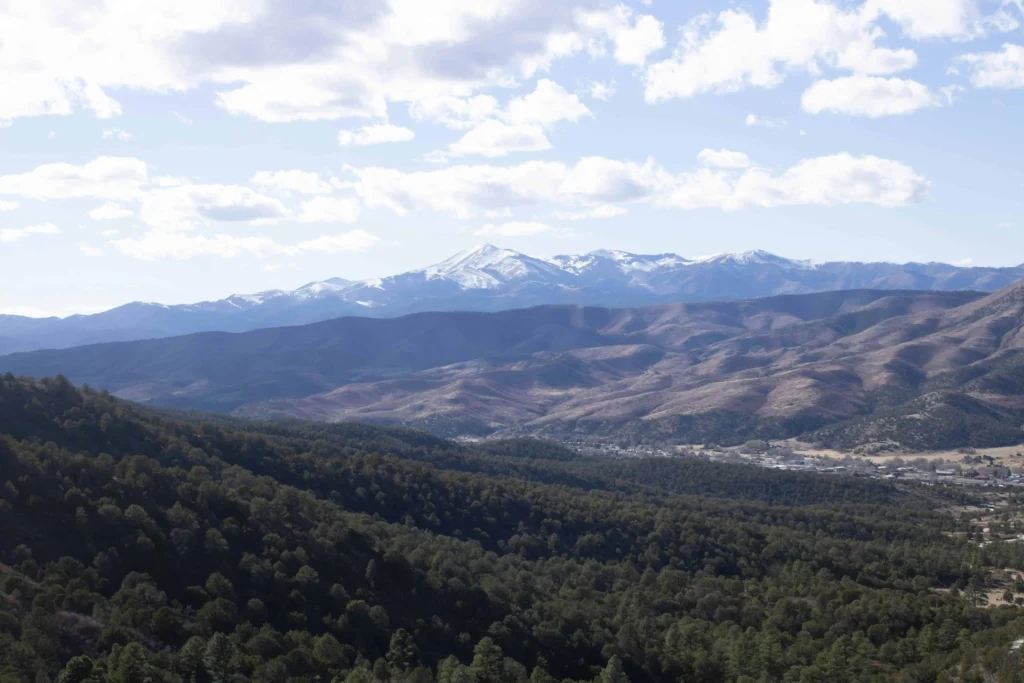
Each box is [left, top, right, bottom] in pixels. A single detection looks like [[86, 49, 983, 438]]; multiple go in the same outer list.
[[6, 282, 1024, 452]]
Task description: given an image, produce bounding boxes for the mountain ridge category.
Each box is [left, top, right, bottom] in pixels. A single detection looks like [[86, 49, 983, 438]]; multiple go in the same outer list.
[[7, 285, 1024, 450], [4, 244, 1024, 354]]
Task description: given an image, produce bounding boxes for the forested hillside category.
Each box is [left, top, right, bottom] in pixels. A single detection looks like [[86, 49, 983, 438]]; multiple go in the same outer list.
[[3, 375, 1024, 682]]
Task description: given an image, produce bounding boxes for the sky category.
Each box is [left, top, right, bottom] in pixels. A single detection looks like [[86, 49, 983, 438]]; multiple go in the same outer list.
[[1, 0, 1023, 317]]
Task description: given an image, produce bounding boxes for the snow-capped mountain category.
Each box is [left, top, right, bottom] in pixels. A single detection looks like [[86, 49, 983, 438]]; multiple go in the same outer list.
[[3, 244, 1024, 355]]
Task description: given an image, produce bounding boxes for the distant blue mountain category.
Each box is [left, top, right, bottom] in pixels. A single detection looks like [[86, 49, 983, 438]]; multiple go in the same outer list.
[[2, 243, 1022, 354]]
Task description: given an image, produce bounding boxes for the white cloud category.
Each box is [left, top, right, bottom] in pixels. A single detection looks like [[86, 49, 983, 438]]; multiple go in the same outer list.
[[474, 221, 555, 237], [138, 184, 289, 232], [337, 124, 416, 147], [940, 84, 966, 103], [352, 161, 569, 219], [697, 149, 752, 169], [88, 202, 135, 220], [559, 156, 671, 203], [0, 157, 149, 200], [79, 243, 103, 256], [745, 114, 788, 129], [102, 128, 133, 141], [448, 79, 591, 157], [100, 229, 121, 237], [111, 229, 378, 260], [958, 43, 1024, 89], [802, 76, 940, 117], [505, 79, 592, 127], [449, 121, 551, 158], [297, 196, 362, 223], [0, 0, 663, 126], [644, 0, 921, 103], [589, 81, 616, 101], [409, 95, 500, 130], [250, 170, 333, 195], [172, 112, 194, 125], [354, 151, 926, 218], [353, 156, 663, 218], [579, 6, 666, 66], [667, 153, 928, 211], [0, 223, 60, 244], [0, 200, 18, 212], [862, 0, 982, 39]]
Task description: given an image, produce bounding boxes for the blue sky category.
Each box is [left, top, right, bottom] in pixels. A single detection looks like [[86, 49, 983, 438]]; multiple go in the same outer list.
[[1, 0, 1022, 316]]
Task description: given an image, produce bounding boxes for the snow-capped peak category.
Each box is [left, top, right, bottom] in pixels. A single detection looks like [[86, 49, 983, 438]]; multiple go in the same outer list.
[[694, 250, 812, 269], [418, 243, 565, 290], [426, 244, 523, 277]]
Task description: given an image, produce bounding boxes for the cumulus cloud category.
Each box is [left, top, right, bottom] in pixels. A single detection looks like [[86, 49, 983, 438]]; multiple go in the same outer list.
[[697, 149, 753, 169], [448, 79, 591, 157], [0, 223, 61, 244], [0, 0, 668, 127], [802, 76, 940, 117], [588, 82, 616, 101], [138, 184, 289, 233], [337, 124, 416, 147], [88, 203, 135, 220], [578, 5, 666, 66], [644, 0, 920, 103], [0, 157, 149, 200], [352, 161, 568, 219], [745, 114, 788, 129], [409, 95, 500, 130], [111, 229, 378, 260], [250, 170, 333, 195], [862, 0, 984, 39], [352, 151, 927, 218], [559, 157, 671, 203], [449, 121, 552, 158], [958, 43, 1024, 88], [666, 153, 928, 211], [0, 200, 19, 212], [641, 0, 1021, 105], [102, 128, 133, 141]]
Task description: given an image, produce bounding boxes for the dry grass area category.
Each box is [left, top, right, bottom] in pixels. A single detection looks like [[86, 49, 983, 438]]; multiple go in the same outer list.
[[777, 441, 1024, 466], [985, 569, 1024, 607]]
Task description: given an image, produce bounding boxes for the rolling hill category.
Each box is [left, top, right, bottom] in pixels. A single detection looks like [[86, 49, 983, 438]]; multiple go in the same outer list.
[[7, 283, 1024, 450]]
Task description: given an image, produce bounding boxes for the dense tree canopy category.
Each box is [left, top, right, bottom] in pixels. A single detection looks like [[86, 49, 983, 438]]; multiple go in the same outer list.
[[3, 375, 1024, 682]]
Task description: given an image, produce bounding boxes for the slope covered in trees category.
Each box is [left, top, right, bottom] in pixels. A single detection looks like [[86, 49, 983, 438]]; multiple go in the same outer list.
[[3, 375, 1024, 682]]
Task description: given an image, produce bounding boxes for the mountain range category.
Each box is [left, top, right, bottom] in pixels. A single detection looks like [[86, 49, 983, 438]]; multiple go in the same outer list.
[[6, 281, 1024, 451], [4, 243, 1024, 354]]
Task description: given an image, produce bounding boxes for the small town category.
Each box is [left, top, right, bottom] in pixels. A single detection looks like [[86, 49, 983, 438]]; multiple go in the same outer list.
[[566, 438, 1024, 489]]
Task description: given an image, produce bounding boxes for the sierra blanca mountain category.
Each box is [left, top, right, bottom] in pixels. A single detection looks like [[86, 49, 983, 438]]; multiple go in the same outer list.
[[2, 244, 1024, 354]]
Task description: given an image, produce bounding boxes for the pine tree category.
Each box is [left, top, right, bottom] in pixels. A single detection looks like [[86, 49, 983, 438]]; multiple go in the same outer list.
[[108, 643, 149, 683], [386, 628, 419, 674], [595, 656, 630, 683], [55, 656, 95, 683], [471, 637, 506, 683], [437, 656, 476, 683], [203, 633, 236, 683]]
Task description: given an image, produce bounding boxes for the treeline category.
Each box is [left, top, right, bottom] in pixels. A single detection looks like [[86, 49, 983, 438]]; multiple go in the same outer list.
[[3, 375, 1024, 682]]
